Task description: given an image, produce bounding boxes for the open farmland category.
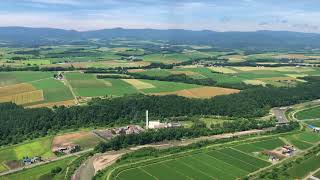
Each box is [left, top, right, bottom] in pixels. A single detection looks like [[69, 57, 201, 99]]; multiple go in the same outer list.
[[0, 83, 44, 105], [284, 131, 320, 150], [30, 78, 74, 104], [150, 86, 240, 98], [233, 138, 285, 153], [285, 150, 320, 179], [122, 79, 155, 89], [0, 72, 53, 87], [133, 66, 320, 88], [142, 51, 211, 64], [139, 79, 201, 94], [110, 147, 270, 180], [0, 156, 76, 180], [0, 90, 44, 105], [0, 72, 74, 107], [66, 73, 139, 97], [0, 137, 55, 172], [294, 106, 320, 120], [52, 131, 102, 151]]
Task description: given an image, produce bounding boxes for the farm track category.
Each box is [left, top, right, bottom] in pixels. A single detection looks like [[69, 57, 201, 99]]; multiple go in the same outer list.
[[63, 76, 79, 104]]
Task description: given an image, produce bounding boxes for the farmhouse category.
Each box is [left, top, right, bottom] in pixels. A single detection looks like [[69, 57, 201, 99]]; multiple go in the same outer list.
[[282, 145, 296, 156], [22, 156, 42, 165], [308, 125, 320, 133], [54, 73, 64, 80]]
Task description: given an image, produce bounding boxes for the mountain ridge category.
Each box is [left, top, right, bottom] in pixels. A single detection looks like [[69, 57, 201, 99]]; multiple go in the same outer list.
[[0, 26, 319, 49]]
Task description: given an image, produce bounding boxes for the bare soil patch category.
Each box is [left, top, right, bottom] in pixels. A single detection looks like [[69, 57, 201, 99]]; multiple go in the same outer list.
[[93, 154, 123, 173], [51, 132, 94, 152]]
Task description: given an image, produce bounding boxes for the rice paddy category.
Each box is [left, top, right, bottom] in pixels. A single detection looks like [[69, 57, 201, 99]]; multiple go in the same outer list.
[[294, 106, 320, 120], [109, 147, 271, 180]]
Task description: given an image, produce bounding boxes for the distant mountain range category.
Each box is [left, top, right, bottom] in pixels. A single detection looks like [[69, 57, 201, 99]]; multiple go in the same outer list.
[[0, 26, 320, 49]]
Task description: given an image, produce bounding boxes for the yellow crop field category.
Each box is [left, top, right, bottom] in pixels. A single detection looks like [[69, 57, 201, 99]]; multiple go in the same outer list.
[[208, 67, 238, 74], [0, 90, 44, 105], [152, 87, 240, 98], [243, 80, 266, 86], [0, 83, 36, 97], [122, 79, 155, 89]]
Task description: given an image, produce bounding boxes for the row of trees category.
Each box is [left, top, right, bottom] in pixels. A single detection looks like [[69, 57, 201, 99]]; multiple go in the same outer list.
[[94, 119, 280, 153], [0, 77, 319, 146]]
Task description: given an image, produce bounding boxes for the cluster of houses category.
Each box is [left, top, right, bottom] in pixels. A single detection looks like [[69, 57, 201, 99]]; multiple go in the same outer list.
[[22, 156, 42, 165], [282, 145, 296, 156], [263, 145, 296, 162]]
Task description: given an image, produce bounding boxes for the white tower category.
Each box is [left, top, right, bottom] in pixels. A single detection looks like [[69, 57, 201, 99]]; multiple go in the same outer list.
[[146, 110, 149, 129]]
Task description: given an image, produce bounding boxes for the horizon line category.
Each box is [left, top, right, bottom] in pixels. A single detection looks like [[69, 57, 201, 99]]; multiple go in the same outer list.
[[0, 26, 319, 34]]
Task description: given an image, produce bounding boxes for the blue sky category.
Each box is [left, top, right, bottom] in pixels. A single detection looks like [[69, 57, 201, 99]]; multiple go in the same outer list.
[[0, 0, 319, 32]]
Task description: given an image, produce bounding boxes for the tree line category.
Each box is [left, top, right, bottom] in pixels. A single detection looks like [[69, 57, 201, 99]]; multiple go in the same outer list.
[[94, 119, 280, 153], [0, 76, 319, 146]]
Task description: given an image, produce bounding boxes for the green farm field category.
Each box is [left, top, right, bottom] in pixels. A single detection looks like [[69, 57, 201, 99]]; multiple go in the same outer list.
[[283, 131, 320, 150], [66, 72, 139, 97], [0, 71, 53, 87], [286, 152, 320, 179], [0, 136, 55, 172], [30, 78, 74, 103], [295, 106, 320, 120], [305, 120, 320, 127], [133, 66, 320, 88], [110, 147, 270, 180], [233, 138, 285, 153], [0, 156, 76, 180]]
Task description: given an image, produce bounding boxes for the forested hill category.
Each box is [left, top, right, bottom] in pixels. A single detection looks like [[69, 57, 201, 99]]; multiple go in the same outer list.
[[1, 76, 320, 146], [1, 27, 320, 49]]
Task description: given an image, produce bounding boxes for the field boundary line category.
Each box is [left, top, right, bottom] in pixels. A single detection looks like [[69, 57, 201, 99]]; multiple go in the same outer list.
[[139, 167, 159, 180], [161, 163, 193, 180], [63, 75, 79, 104], [211, 150, 258, 169], [178, 158, 217, 180], [189, 155, 235, 179], [202, 153, 249, 174], [229, 147, 269, 162]]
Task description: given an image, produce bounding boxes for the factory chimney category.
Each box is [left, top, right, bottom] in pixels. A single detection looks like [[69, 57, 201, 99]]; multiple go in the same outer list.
[[146, 110, 149, 129]]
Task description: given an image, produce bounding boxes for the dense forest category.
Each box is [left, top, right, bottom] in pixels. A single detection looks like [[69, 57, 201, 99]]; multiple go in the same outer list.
[[0, 76, 319, 146]]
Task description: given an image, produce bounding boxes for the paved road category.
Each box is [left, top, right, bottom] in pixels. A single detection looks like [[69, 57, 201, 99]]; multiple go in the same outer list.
[[0, 149, 93, 177], [273, 107, 289, 124]]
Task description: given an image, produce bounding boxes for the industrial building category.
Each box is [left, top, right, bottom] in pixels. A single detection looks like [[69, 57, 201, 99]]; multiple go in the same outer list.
[[145, 110, 181, 129]]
